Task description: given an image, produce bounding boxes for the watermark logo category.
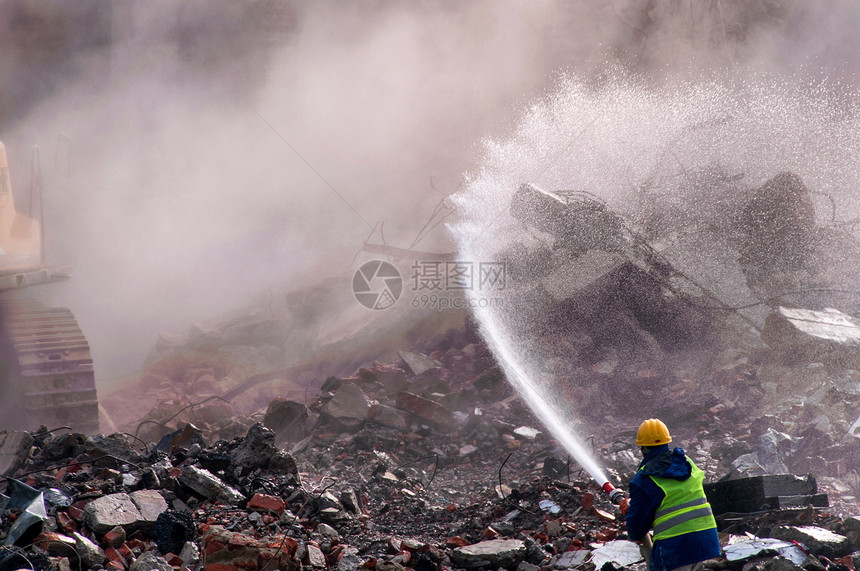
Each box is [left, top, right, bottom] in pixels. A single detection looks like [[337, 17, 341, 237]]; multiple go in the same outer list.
[[352, 260, 403, 310], [353, 259, 507, 311], [410, 261, 507, 291]]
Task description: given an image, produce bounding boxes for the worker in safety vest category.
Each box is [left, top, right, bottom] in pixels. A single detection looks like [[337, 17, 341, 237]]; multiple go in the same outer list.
[[625, 419, 721, 571]]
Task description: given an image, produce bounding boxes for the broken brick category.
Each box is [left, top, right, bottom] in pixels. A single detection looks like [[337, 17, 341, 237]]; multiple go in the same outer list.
[[247, 493, 285, 516]]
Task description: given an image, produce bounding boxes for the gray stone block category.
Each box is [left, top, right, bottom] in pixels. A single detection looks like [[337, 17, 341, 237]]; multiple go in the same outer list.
[[0, 431, 34, 477], [450, 539, 527, 569], [83, 493, 143, 535], [179, 464, 244, 505]]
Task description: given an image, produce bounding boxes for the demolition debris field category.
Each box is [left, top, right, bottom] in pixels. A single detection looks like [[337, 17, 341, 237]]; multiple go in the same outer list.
[[3, 296, 860, 571]]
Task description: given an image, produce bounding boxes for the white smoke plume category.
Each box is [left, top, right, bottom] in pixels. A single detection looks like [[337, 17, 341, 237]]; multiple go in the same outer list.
[[1, 1, 858, 381]]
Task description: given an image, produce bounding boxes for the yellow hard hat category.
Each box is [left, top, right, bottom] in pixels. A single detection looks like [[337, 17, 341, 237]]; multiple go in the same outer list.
[[636, 418, 672, 446]]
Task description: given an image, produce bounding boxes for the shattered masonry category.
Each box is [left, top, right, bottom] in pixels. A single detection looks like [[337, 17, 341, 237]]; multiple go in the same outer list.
[[3, 319, 860, 571]]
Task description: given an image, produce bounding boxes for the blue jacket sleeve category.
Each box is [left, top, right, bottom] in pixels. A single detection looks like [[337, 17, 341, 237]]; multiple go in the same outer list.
[[625, 474, 663, 541]]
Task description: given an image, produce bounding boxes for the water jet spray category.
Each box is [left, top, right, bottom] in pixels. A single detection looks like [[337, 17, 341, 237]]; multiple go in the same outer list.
[[452, 71, 860, 521]]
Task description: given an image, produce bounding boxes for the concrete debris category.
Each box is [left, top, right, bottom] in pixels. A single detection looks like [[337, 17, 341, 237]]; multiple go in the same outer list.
[[398, 350, 441, 377], [506, 182, 737, 356], [228, 422, 277, 474], [128, 551, 173, 571], [704, 475, 826, 515], [513, 426, 541, 441], [179, 540, 200, 566], [128, 490, 168, 531], [551, 549, 591, 569], [396, 391, 455, 430], [178, 464, 245, 505], [264, 399, 309, 444], [723, 537, 810, 566], [450, 539, 527, 569], [359, 365, 409, 395], [763, 307, 860, 365], [589, 540, 644, 568], [727, 429, 794, 478], [538, 499, 561, 514], [73, 531, 107, 568], [324, 382, 371, 431], [307, 542, 326, 568], [83, 493, 144, 535], [0, 431, 34, 477], [155, 422, 206, 453], [84, 433, 139, 468], [8, 300, 860, 571], [367, 403, 410, 431], [768, 526, 852, 558]]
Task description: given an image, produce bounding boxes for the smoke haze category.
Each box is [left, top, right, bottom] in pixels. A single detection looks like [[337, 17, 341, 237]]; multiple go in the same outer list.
[[1, 1, 859, 381]]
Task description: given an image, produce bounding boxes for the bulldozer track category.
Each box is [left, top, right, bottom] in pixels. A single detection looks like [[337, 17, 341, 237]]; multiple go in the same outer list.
[[0, 298, 99, 433]]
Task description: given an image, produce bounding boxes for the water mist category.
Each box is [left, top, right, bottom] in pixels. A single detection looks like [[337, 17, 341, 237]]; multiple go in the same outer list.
[[450, 68, 860, 483]]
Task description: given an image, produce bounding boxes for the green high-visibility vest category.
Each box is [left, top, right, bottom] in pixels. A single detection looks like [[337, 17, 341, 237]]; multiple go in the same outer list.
[[642, 459, 717, 541]]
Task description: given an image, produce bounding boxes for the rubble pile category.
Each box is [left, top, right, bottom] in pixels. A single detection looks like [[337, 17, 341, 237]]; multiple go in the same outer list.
[[2, 415, 860, 571], [23, 166, 860, 571], [3, 319, 860, 571], [100, 291, 469, 444]]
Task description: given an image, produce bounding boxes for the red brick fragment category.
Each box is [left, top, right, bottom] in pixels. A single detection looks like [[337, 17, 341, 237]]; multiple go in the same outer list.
[[117, 543, 132, 559], [206, 540, 228, 556], [247, 493, 285, 516], [445, 536, 470, 548], [600, 527, 617, 540], [56, 512, 78, 533], [105, 546, 126, 566], [582, 492, 594, 511], [228, 535, 250, 548], [283, 537, 299, 556], [34, 531, 75, 555], [67, 504, 85, 521], [104, 529, 125, 548]]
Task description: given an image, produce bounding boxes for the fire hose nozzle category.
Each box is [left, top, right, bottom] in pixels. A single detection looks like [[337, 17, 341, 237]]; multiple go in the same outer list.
[[602, 482, 629, 516]]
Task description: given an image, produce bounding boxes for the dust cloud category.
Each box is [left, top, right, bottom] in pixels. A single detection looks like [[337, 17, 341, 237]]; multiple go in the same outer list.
[[0, 1, 858, 382]]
